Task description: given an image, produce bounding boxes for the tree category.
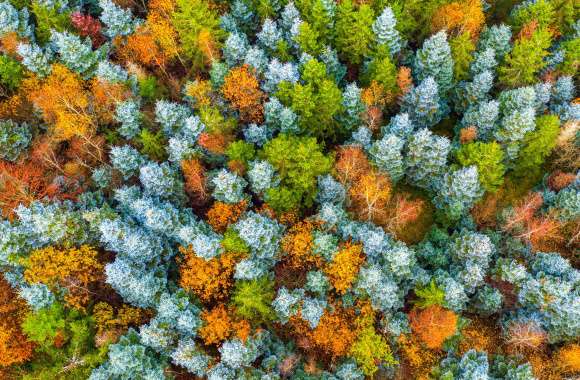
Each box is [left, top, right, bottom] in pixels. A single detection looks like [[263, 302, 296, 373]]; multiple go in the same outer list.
[[349, 171, 392, 224], [449, 31, 475, 81], [498, 27, 552, 87], [26, 64, 94, 140], [324, 242, 365, 294], [512, 115, 560, 177], [276, 58, 343, 139], [401, 77, 448, 128], [0, 119, 30, 161], [231, 276, 276, 323], [431, 0, 484, 38], [98, 0, 139, 38], [222, 65, 264, 123], [414, 30, 454, 93], [456, 142, 505, 193], [372, 6, 402, 56], [171, 0, 225, 68], [409, 305, 457, 350], [50, 30, 107, 76], [334, 0, 375, 65], [0, 277, 34, 367], [405, 128, 450, 190], [0, 54, 24, 92], [24, 245, 104, 310], [178, 245, 236, 303], [349, 326, 397, 376], [260, 133, 333, 212]]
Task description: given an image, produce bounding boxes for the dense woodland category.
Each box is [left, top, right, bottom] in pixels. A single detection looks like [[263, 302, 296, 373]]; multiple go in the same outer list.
[[0, 0, 578, 378]]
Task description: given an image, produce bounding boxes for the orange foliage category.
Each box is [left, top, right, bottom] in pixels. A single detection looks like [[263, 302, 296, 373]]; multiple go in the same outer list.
[[459, 126, 477, 144], [334, 145, 371, 185], [324, 242, 364, 294], [90, 79, 132, 124], [26, 64, 94, 140], [117, 26, 168, 68], [396, 66, 413, 96], [24, 245, 104, 310], [65, 134, 106, 168], [0, 92, 35, 122], [178, 246, 236, 303], [0, 278, 35, 367], [384, 193, 426, 242], [409, 305, 458, 350], [517, 20, 538, 41], [0, 161, 49, 220], [199, 305, 250, 345], [458, 318, 504, 355], [146, 6, 181, 62], [503, 192, 544, 231], [222, 65, 264, 123], [207, 200, 248, 232], [349, 170, 392, 223], [397, 334, 441, 380], [547, 171, 576, 191], [0, 32, 20, 55], [555, 344, 580, 374], [290, 308, 357, 359], [281, 220, 323, 270], [472, 191, 501, 228], [431, 0, 485, 38], [181, 157, 208, 204], [506, 320, 547, 354], [361, 80, 388, 107], [526, 352, 563, 380], [198, 132, 229, 154]]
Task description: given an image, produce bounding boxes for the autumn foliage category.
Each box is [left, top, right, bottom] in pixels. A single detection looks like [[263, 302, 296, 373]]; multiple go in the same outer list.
[[324, 242, 365, 294], [222, 65, 264, 123], [178, 246, 236, 303], [409, 305, 458, 350]]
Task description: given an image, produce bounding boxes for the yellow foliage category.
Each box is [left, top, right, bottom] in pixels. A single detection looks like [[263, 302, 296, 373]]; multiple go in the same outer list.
[[184, 79, 213, 109], [178, 246, 236, 303], [555, 343, 580, 374], [281, 220, 323, 270], [397, 334, 441, 380], [93, 302, 150, 334], [26, 65, 94, 140], [24, 245, 103, 310], [431, 0, 485, 38], [349, 170, 392, 224], [324, 242, 365, 294]]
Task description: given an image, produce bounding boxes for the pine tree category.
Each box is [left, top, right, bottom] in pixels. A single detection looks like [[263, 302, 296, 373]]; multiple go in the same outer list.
[[414, 30, 454, 93], [335, 0, 374, 65], [372, 6, 402, 56], [401, 76, 448, 128], [405, 128, 450, 190]]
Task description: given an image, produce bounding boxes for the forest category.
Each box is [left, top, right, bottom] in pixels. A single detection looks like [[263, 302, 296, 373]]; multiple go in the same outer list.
[[0, 0, 578, 378]]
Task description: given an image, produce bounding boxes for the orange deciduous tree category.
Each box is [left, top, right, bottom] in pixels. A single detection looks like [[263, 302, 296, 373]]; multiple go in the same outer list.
[[0, 161, 48, 220], [349, 170, 392, 223], [178, 246, 236, 303], [24, 245, 104, 310], [0, 278, 35, 367], [396, 66, 413, 96], [199, 305, 250, 345], [222, 65, 264, 123], [324, 242, 365, 294], [334, 146, 371, 185], [281, 220, 323, 270], [25, 64, 94, 140], [431, 0, 485, 38], [206, 200, 248, 232], [409, 305, 458, 350], [181, 157, 208, 204]]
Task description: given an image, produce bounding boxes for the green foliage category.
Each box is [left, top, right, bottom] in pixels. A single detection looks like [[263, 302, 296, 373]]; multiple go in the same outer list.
[[509, 0, 554, 33], [199, 105, 237, 135], [31, 0, 71, 44], [335, 0, 375, 65], [512, 115, 560, 177], [295, 0, 334, 44], [295, 21, 323, 55], [20, 303, 106, 380], [449, 32, 475, 82], [456, 142, 506, 193], [222, 228, 250, 254], [138, 75, 168, 102], [498, 28, 552, 87], [558, 37, 579, 76], [226, 140, 256, 165], [260, 133, 333, 212], [277, 59, 343, 139], [362, 44, 398, 92], [0, 54, 24, 92], [137, 128, 167, 161], [172, 0, 225, 67], [413, 279, 446, 308], [232, 276, 276, 323], [349, 326, 397, 376]]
